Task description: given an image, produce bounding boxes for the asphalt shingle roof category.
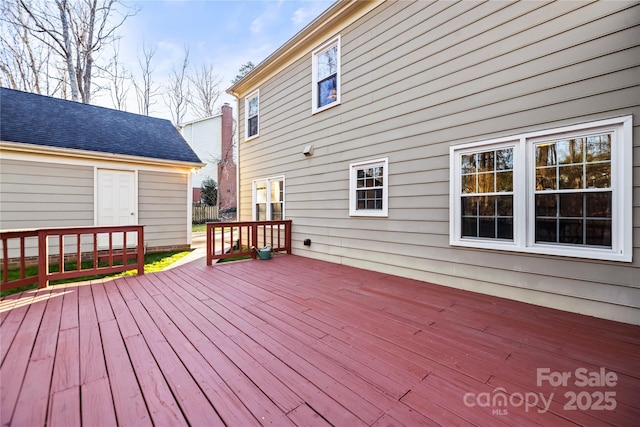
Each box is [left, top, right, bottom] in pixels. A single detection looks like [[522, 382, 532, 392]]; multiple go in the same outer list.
[[0, 87, 202, 164]]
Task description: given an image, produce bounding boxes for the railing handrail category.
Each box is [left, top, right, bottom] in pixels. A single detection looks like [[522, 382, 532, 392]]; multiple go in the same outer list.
[[1, 225, 145, 292], [206, 220, 292, 265]]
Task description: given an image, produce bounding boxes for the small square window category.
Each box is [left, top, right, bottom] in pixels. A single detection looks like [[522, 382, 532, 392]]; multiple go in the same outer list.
[[349, 158, 388, 217]]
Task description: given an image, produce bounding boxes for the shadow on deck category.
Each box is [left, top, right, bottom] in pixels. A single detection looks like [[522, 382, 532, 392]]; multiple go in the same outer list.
[[1, 255, 639, 426]]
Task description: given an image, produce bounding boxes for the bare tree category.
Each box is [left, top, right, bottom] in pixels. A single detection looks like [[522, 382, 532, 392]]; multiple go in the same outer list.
[[133, 42, 158, 115], [0, 0, 53, 94], [164, 46, 190, 127], [2, 0, 134, 103], [189, 62, 222, 118], [100, 41, 130, 110]]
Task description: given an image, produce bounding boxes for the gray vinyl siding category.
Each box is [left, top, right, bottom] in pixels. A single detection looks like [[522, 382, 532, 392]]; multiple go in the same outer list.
[[237, 1, 640, 323], [138, 170, 189, 249]]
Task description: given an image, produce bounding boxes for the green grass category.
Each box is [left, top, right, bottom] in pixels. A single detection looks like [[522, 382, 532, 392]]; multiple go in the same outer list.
[[192, 223, 207, 233], [1, 250, 191, 297]]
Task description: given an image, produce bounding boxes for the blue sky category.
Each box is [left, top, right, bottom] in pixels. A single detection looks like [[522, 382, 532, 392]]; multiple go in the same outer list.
[[104, 0, 334, 120]]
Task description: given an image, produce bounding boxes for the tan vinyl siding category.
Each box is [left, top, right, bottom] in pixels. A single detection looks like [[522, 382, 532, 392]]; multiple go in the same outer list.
[[0, 158, 94, 258], [0, 159, 94, 229], [236, 1, 640, 323], [138, 170, 189, 249]]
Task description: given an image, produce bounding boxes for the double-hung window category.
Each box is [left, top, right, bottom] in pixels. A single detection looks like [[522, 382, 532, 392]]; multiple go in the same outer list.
[[349, 158, 388, 217], [253, 177, 284, 221], [450, 116, 632, 262], [312, 36, 340, 114], [245, 90, 259, 140]]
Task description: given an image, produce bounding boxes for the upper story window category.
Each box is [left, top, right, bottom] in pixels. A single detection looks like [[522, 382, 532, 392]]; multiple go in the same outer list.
[[312, 36, 340, 114], [245, 90, 259, 140], [349, 158, 389, 217], [450, 116, 633, 262]]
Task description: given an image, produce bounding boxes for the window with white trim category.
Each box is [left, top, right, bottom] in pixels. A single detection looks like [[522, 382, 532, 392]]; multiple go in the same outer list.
[[245, 90, 259, 140], [450, 116, 632, 262], [312, 36, 340, 114], [350, 158, 388, 217], [253, 177, 284, 221]]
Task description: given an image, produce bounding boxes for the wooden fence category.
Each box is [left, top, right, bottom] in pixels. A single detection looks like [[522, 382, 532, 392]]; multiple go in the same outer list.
[[193, 205, 218, 223], [206, 220, 292, 265], [1, 225, 145, 291]]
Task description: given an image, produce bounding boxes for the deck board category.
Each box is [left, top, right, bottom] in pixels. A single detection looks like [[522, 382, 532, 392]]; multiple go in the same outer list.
[[1, 254, 639, 426]]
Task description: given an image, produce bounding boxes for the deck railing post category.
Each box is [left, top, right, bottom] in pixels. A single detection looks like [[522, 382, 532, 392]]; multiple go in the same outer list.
[[37, 230, 48, 288], [251, 223, 258, 259], [137, 226, 145, 275], [206, 223, 213, 266], [286, 220, 292, 254], [2, 236, 9, 284]]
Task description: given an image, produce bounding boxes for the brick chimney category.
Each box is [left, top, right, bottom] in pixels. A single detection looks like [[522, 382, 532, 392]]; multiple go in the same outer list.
[[217, 103, 237, 218]]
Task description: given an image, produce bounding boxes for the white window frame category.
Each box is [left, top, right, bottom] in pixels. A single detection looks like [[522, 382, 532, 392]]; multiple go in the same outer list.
[[311, 35, 341, 114], [252, 176, 285, 221], [349, 158, 389, 217], [449, 116, 632, 262], [245, 89, 259, 141]]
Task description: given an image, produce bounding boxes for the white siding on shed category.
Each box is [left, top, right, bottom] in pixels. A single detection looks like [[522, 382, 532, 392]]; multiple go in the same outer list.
[[181, 116, 222, 188]]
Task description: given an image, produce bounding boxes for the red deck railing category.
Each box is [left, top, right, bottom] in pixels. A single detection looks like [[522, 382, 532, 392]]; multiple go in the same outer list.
[[1, 225, 144, 292], [206, 220, 292, 265]]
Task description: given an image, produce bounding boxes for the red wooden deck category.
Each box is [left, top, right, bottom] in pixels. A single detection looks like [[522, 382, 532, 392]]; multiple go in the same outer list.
[[1, 255, 639, 426]]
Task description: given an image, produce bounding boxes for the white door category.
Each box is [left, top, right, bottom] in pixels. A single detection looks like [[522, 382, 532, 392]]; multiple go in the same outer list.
[[97, 169, 136, 248]]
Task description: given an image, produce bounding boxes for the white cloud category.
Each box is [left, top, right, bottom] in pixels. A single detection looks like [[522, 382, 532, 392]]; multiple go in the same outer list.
[[291, 3, 331, 27], [249, 0, 285, 34], [250, 17, 264, 34]]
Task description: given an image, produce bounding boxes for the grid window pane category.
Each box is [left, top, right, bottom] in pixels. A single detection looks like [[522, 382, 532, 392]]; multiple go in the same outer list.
[[478, 218, 496, 238], [586, 163, 611, 188], [459, 147, 513, 241], [534, 133, 612, 248], [355, 165, 384, 211], [536, 193, 557, 217], [477, 173, 494, 193], [585, 192, 611, 217], [462, 217, 477, 237], [556, 139, 583, 164], [462, 174, 476, 193], [559, 193, 583, 217], [586, 135, 611, 161], [586, 220, 612, 246], [536, 167, 556, 190], [461, 154, 476, 173], [536, 219, 557, 242], [497, 218, 513, 239], [559, 219, 583, 244], [558, 165, 583, 189]]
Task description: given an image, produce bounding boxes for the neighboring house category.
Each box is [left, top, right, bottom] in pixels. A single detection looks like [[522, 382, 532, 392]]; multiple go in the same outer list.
[[180, 104, 237, 213], [227, 1, 639, 324], [0, 87, 204, 254]]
